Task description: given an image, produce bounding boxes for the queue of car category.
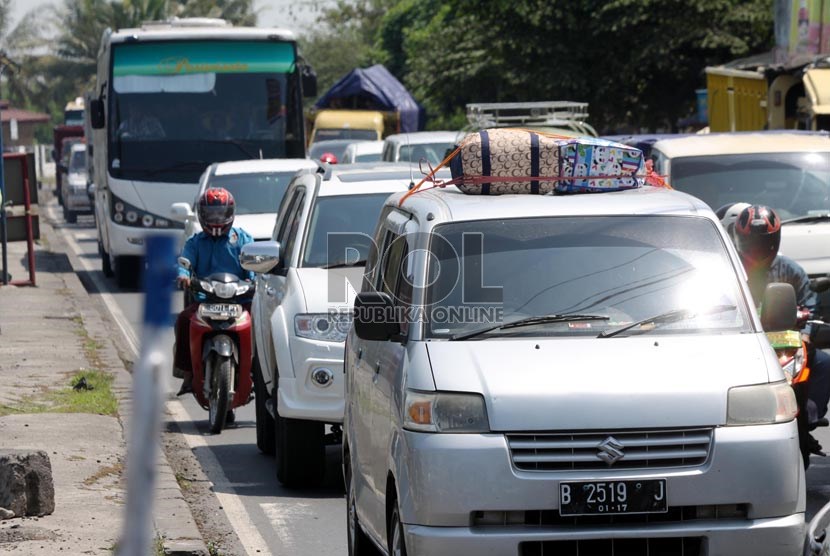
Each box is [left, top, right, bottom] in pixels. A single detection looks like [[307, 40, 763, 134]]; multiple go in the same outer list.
[[66, 113, 829, 554]]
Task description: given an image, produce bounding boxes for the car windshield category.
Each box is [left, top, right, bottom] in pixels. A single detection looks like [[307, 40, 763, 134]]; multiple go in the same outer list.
[[424, 215, 751, 339], [309, 141, 353, 160], [302, 194, 391, 267], [670, 152, 830, 220], [398, 142, 455, 165], [69, 149, 86, 172], [355, 152, 382, 162], [208, 171, 298, 215], [315, 129, 378, 141]]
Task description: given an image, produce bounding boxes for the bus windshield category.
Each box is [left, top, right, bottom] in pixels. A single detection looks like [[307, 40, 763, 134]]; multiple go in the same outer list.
[[109, 40, 304, 183]]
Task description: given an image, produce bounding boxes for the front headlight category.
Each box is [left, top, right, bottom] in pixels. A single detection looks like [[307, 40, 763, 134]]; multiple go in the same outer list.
[[779, 345, 807, 384], [403, 390, 490, 433], [213, 282, 237, 299], [295, 313, 353, 342], [726, 381, 797, 426]]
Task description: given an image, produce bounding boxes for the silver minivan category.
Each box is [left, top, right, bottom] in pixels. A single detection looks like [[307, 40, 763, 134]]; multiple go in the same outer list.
[[343, 185, 805, 556]]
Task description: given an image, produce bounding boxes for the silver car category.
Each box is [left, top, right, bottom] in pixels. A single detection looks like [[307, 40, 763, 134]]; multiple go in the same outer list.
[[343, 186, 805, 556]]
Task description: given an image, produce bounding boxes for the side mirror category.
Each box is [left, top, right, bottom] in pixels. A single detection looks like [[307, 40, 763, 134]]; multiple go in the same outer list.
[[90, 99, 105, 129], [178, 257, 192, 271], [301, 64, 318, 98], [169, 202, 194, 222], [760, 282, 798, 332], [811, 276, 830, 294], [354, 292, 401, 341], [240, 241, 281, 274]]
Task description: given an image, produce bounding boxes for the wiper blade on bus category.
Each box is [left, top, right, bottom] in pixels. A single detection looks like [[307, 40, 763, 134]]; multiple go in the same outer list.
[[200, 139, 260, 159], [138, 160, 209, 177]]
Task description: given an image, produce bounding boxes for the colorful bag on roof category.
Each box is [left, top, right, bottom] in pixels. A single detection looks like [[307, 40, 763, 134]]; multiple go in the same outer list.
[[448, 129, 645, 195]]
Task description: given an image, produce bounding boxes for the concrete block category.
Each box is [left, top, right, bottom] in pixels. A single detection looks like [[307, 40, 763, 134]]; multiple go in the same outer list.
[[0, 449, 55, 518]]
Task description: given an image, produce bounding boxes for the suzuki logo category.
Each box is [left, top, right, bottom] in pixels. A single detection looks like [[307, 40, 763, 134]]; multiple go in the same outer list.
[[597, 436, 625, 465]]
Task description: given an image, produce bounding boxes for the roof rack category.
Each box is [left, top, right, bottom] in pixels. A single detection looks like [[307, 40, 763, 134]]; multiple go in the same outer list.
[[467, 101, 590, 128]]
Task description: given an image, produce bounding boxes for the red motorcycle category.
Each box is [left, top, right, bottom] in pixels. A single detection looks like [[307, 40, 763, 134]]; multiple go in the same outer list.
[[180, 258, 255, 433]]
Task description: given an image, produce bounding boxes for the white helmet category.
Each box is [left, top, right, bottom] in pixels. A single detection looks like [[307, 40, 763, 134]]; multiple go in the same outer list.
[[715, 202, 751, 239]]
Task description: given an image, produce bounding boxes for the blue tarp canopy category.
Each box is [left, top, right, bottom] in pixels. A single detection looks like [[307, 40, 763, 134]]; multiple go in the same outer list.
[[314, 64, 425, 133]]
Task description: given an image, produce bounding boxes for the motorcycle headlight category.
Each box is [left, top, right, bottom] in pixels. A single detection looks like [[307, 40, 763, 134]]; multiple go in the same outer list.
[[294, 313, 353, 342], [403, 390, 490, 433], [727, 381, 797, 426], [199, 280, 214, 294], [213, 282, 237, 299]]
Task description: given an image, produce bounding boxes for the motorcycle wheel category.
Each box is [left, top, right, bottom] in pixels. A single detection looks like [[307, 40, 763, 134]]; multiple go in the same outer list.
[[208, 356, 231, 434]]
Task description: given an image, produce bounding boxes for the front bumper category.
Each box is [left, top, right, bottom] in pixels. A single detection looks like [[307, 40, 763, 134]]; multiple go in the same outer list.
[[64, 188, 92, 212], [393, 422, 804, 555], [277, 336, 345, 423]]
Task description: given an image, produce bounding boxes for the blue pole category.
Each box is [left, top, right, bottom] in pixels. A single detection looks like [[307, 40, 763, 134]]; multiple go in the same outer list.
[[117, 234, 176, 556]]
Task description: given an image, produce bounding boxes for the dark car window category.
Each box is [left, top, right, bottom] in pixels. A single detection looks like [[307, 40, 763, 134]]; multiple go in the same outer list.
[[424, 215, 750, 338], [302, 194, 390, 268], [670, 152, 830, 220]]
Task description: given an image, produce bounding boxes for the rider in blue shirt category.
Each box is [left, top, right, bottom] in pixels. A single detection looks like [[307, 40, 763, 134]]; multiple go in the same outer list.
[[174, 188, 254, 395]]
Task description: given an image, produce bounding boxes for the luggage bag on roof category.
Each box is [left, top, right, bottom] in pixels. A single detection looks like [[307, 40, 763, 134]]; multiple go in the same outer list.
[[448, 128, 645, 195]]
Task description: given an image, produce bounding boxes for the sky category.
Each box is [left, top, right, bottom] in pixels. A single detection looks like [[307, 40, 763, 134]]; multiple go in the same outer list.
[[10, 0, 327, 35]]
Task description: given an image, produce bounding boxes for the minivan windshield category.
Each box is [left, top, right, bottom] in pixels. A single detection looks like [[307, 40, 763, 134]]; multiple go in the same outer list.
[[302, 193, 391, 267], [669, 152, 830, 220], [425, 215, 751, 339]]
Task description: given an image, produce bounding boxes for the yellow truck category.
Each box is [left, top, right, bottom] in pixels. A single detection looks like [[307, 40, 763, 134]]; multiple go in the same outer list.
[[705, 62, 830, 132], [308, 109, 400, 143]]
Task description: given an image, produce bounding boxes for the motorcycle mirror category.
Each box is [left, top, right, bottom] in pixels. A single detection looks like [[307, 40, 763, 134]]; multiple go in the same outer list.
[[178, 257, 192, 271], [760, 282, 798, 332], [812, 277, 830, 294]]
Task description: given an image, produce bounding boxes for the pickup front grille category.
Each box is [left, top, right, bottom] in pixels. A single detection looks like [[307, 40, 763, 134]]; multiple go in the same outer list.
[[507, 428, 713, 471]]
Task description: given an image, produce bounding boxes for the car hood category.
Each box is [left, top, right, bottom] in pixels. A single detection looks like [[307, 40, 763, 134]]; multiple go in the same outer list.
[[295, 267, 365, 313], [781, 223, 830, 276], [426, 333, 778, 431]]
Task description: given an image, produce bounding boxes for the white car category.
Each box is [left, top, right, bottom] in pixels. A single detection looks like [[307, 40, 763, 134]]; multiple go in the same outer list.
[[340, 140, 384, 164], [381, 131, 465, 165], [62, 143, 92, 224], [651, 132, 830, 316], [169, 158, 320, 241], [239, 164, 413, 487]]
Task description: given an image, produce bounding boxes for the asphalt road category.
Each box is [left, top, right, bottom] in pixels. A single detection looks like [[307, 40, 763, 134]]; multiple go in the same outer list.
[[49, 205, 830, 554], [52, 208, 348, 556]]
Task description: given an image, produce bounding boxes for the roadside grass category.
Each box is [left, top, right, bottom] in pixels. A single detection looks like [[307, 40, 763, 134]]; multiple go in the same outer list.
[[175, 471, 193, 492], [0, 369, 117, 417]]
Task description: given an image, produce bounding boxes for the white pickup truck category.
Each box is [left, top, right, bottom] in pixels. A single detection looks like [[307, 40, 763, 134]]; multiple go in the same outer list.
[[240, 164, 415, 487]]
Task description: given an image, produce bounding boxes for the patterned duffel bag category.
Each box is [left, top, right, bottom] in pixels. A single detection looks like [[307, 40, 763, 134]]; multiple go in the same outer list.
[[448, 128, 644, 195]]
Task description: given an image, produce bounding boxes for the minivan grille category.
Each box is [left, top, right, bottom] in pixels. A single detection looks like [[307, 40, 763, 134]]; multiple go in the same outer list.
[[521, 537, 703, 556], [507, 428, 713, 471]]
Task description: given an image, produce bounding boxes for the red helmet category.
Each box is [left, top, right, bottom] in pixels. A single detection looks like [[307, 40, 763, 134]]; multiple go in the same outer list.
[[198, 187, 235, 237], [319, 152, 338, 164], [734, 204, 781, 268]]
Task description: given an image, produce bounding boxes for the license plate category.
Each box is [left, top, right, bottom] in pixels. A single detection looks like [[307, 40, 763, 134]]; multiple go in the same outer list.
[[204, 304, 234, 313], [559, 479, 667, 516]]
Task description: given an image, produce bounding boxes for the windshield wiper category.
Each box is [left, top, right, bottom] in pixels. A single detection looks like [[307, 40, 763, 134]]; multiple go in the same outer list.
[[782, 213, 830, 224], [200, 139, 260, 159], [598, 304, 736, 339], [321, 260, 367, 269], [449, 313, 610, 341], [132, 160, 208, 177]]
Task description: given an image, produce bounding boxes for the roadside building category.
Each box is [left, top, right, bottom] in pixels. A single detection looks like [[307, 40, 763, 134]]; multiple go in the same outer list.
[[0, 100, 50, 150]]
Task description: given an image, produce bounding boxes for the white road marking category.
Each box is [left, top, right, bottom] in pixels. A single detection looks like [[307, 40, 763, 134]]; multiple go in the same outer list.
[[55, 207, 273, 556], [166, 400, 271, 555], [260, 501, 315, 548]]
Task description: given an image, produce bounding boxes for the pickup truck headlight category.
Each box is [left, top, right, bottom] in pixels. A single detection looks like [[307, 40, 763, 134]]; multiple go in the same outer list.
[[294, 313, 352, 342], [726, 381, 797, 425], [404, 390, 490, 433]]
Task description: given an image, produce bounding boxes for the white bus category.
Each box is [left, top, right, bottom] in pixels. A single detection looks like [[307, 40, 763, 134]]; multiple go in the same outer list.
[[89, 18, 316, 287]]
